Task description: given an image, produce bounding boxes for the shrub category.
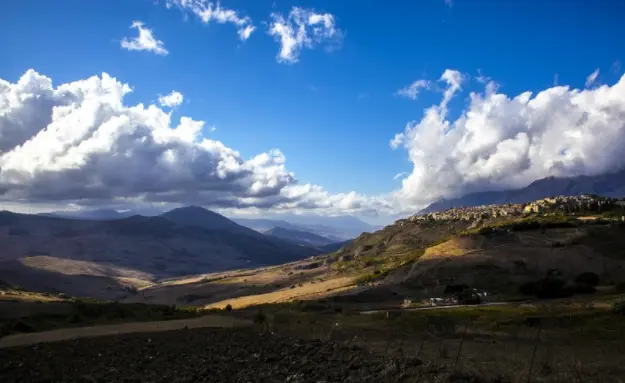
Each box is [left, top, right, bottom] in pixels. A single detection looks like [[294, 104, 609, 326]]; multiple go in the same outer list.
[[253, 309, 267, 324], [519, 281, 538, 296], [444, 284, 469, 294], [569, 283, 596, 295], [224, 304, 232, 312], [574, 272, 600, 287], [612, 301, 625, 315], [519, 273, 573, 299]]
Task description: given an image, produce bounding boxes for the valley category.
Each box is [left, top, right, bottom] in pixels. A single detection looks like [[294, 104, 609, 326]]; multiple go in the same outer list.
[[3, 195, 625, 381]]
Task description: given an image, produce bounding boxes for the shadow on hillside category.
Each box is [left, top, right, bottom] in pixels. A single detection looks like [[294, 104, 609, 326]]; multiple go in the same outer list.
[[0, 261, 131, 301], [142, 268, 330, 306]]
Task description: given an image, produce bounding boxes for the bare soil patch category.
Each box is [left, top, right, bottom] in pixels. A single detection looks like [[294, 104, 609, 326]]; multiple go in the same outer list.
[[0, 327, 484, 383]]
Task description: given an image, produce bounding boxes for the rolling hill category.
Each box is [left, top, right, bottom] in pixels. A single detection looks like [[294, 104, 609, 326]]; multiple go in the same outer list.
[[0, 207, 321, 300], [134, 195, 625, 309]]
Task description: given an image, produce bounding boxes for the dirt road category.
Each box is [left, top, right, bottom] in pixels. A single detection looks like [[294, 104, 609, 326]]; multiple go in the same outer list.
[[0, 314, 251, 348]]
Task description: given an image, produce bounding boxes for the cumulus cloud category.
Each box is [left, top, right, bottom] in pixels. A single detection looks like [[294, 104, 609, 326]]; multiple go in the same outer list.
[[396, 80, 430, 100], [268, 7, 343, 64], [585, 68, 600, 88], [158, 91, 184, 108], [165, 0, 255, 41], [0, 69, 387, 216], [391, 68, 625, 210], [121, 21, 169, 55]]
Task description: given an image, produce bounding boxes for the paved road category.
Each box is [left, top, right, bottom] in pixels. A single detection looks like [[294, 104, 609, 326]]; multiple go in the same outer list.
[[359, 301, 512, 315], [0, 315, 251, 348]]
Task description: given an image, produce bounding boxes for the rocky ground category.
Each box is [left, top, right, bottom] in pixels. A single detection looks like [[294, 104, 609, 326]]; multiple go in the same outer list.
[[0, 327, 505, 383]]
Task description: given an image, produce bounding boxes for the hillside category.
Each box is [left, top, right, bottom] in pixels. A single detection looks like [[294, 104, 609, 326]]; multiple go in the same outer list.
[[264, 226, 336, 247], [0, 208, 320, 300], [140, 195, 625, 309], [420, 169, 625, 213]]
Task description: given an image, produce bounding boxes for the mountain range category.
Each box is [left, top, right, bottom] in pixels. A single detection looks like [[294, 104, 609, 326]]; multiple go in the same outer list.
[[233, 215, 377, 241], [0, 206, 333, 300], [420, 169, 625, 214], [41, 210, 376, 242]]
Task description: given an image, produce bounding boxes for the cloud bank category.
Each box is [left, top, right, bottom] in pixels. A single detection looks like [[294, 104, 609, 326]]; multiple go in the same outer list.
[[121, 21, 169, 55], [0, 70, 388, 215], [268, 7, 343, 64], [391, 69, 625, 210]]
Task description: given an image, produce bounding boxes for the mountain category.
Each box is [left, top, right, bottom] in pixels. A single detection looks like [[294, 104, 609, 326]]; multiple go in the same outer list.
[[162, 206, 251, 234], [39, 206, 165, 220], [420, 169, 625, 214], [264, 227, 336, 247], [0, 207, 320, 300], [39, 208, 133, 220], [234, 215, 378, 241], [277, 214, 378, 238], [232, 218, 306, 233]]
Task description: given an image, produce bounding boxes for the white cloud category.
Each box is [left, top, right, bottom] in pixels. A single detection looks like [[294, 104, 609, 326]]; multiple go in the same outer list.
[[393, 172, 407, 180], [439, 69, 464, 113], [585, 68, 600, 88], [391, 68, 625, 211], [0, 70, 387, 216], [268, 7, 343, 64], [158, 91, 184, 108], [121, 21, 169, 55], [396, 79, 430, 100], [165, 0, 255, 41]]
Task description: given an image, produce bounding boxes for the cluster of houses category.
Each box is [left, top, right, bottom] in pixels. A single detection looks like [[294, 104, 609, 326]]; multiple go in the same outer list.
[[409, 203, 524, 222], [402, 288, 490, 308], [405, 195, 625, 224]]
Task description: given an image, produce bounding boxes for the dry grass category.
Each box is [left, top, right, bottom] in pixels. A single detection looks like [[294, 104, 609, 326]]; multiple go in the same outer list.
[[0, 290, 64, 303], [205, 276, 357, 309]]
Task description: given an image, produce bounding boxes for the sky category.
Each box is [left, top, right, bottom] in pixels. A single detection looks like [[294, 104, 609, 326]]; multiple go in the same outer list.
[[1, 0, 625, 224]]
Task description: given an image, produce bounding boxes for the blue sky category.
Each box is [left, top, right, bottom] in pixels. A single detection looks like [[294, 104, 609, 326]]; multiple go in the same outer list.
[[1, 0, 625, 221]]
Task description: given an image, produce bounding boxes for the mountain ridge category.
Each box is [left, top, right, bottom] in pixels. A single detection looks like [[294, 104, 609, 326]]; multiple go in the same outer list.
[[264, 226, 336, 247], [420, 169, 625, 214]]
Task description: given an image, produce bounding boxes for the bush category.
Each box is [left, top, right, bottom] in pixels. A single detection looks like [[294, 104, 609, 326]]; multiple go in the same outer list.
[[612, 301, 625, 315], [444, 284, 469, 294], [569, 283, 596, 295], [574, 272, 600, 287], [253, 309, 267, 324], [519, 281, 538, 296], [224, 304, 232, 312], [518, 276, 573, 299]]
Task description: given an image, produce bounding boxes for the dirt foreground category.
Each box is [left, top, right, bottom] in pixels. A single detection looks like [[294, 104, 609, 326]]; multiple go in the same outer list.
[[1, 327, 478, 383]]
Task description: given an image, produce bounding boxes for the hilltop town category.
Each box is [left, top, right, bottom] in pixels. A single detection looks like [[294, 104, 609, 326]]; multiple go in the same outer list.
[[407, 194, 625, 223]]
